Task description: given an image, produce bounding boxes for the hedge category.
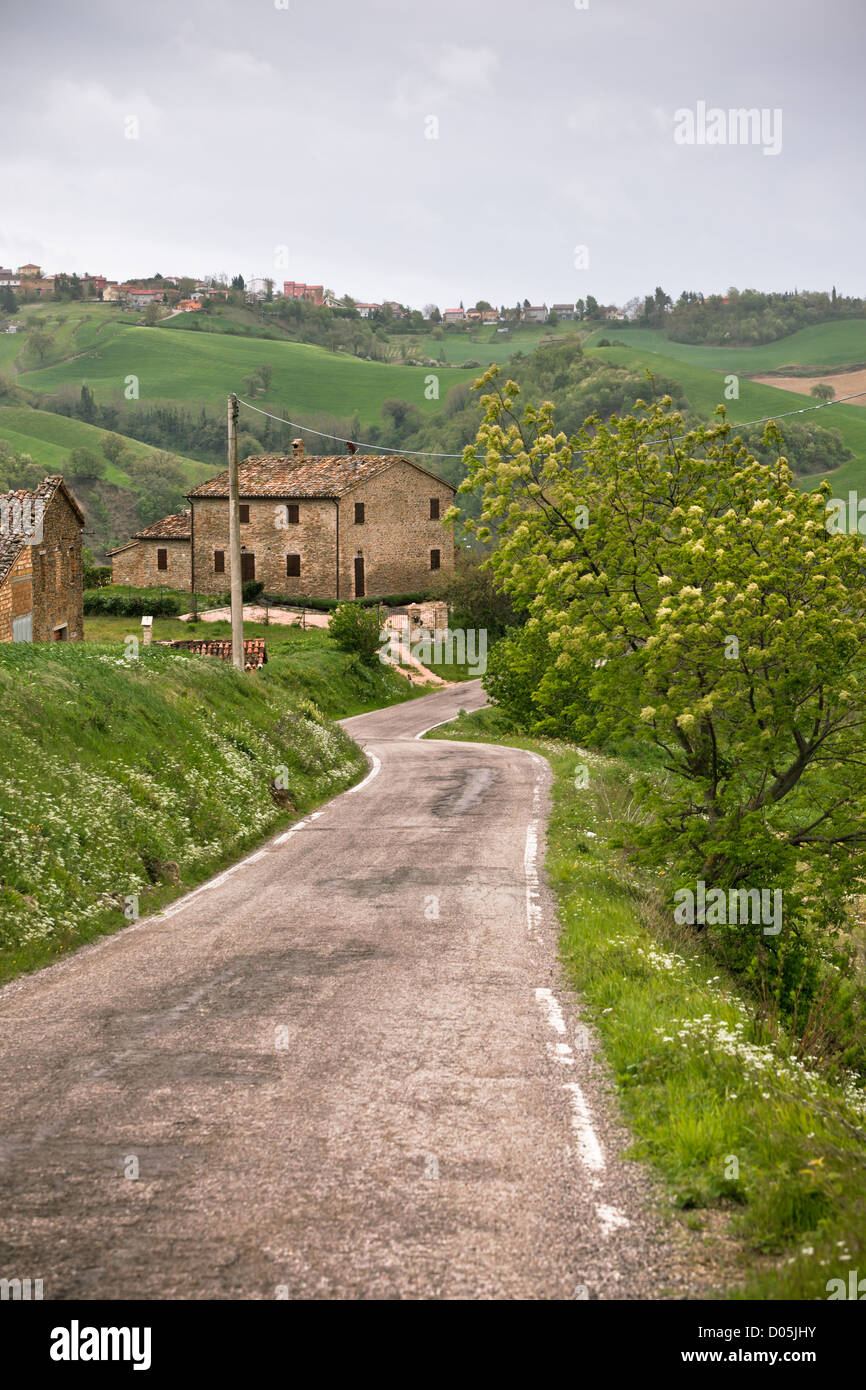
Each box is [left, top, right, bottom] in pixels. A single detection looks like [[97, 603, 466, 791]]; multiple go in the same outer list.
[[83, 590, 182, 617]]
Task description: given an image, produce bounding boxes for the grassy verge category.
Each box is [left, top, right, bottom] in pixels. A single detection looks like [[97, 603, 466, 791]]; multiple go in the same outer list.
[[0, 636, 419, 985], [82, 615, 424, 719], [429, 706, 866, 1299]]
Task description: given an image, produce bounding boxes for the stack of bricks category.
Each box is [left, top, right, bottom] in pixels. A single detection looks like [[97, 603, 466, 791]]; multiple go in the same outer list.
[[159, 637, 268, 670]]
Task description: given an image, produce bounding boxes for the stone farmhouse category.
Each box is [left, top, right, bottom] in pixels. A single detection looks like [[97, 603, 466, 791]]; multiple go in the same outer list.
[[109, 510, 192, 591], [110, 443, 456, 599], [0, 476, 85, 642]]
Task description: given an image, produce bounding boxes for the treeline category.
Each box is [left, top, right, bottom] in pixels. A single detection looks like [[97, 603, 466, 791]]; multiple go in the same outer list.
[[639, 286, 866, 346]]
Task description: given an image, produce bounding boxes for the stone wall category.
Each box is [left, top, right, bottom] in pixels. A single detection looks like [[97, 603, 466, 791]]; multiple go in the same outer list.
[[338, 460, 454, 598], [32, 487, 84, 640], [111, 538, 191, 592], [187, 460, 455, 600], [0, 547, 33, 642], [190, 495, 338, 598]]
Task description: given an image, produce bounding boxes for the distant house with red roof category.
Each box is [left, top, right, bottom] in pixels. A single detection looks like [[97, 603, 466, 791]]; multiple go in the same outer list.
[[283, 281, 324, 305]]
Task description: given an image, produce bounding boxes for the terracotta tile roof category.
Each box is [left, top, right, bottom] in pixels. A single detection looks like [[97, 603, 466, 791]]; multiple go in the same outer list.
[[187, 454, 455, 500], [133, 510, 191, 541], [0, 475, 85, 587]]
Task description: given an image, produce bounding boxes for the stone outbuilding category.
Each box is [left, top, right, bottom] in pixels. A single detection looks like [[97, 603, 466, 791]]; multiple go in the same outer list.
[[0, 476, 85, 642], [185, 443, 456, 599], [109, 510, 192, 591]]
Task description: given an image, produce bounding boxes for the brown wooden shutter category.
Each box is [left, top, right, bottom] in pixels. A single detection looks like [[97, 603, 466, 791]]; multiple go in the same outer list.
[[239, 503, 250, 523], [241, 552, 255, 581], [430, 549, 441, 570], [287, 503, 299, 524], [214, 549, 225, 573], [354, 501, 365, 524], [354, 556, 365, 597], [429, 497, 440, 520], [157, 548, 168, 571], [286, 554, 301, 577]]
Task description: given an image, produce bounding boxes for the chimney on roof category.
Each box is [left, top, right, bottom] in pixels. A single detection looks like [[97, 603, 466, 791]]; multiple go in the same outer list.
[[292, 438, 305, 463]]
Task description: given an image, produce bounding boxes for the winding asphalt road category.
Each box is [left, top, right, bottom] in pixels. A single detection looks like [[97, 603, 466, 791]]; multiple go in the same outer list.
[[0, 681, 686, 1300]]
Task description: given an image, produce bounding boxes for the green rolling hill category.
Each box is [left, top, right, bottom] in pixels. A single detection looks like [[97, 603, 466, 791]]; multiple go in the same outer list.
[[0, 404, 211, 487], [584, 335, 866, 494], [14, 320, 479, 426], [585, 320, 866, 371], [6, 301, 866, 509]]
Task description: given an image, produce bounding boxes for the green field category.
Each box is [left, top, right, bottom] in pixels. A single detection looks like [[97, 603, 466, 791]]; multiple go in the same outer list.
[[585, 341, 866, 490], [14, 319, 479, 426], [9, 300, 866, 498], [403, 321, 583, 365], [585, 320, 866, 372], [0, 404, 210, 486]]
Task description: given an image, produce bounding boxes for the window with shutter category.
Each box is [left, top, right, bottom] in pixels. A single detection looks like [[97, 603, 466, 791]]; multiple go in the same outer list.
[[214, 550, 225, 573], [287, 503, 299, 524], [430, 549, 441, 570], [354, 502, 365, 524], [429, 497, 440, 520], [157, 548, 168, 571], [239, 504, 250, 523], [286, 554, 301, 577]]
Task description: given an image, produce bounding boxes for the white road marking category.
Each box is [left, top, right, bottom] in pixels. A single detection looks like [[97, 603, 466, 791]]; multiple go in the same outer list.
[[596, 1203, 630, 1235], [415, 716, 459, 739], [343, 751, 382, 793], [563, 1082, 606, 1173], [275, 821, 306, 845], [535, 987, 567, 1035], [523, 782, 543, 936]]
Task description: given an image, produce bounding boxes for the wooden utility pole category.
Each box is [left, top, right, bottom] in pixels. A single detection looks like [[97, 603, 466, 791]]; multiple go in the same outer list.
[[227, 393, 244, 672]]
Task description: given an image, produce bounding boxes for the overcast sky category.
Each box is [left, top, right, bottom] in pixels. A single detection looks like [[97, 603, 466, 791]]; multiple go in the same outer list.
[[2, 0, 863, 308]]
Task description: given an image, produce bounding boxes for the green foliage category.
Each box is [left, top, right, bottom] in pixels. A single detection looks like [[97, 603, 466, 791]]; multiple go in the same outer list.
[[329, 601, 382, 665], [0, 437, 46, 492], [427, 715, 866, 1295], [242, 579, 264, 602], [0, 642, 368, 979], [124, 448, 187, 526], [662, 287, 866, 347], [484, 622, 593, 734], [433, 547, 519, 638], [64, 445, 105, 481], [82, 548, 112, 588], [459, 365, 866, 1015], [738, 418, 851, 475], [84, 589, 181, 617]]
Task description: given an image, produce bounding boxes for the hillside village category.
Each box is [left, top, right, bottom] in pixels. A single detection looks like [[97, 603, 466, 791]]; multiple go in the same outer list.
[[0, 258, 616, 327]]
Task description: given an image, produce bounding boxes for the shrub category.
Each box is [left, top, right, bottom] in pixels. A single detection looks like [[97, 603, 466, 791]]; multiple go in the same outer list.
[[329, 601, 382, 665], [242, 579, 264, 603], [82, 553, 112, 588], [83, 590, 181, 617]]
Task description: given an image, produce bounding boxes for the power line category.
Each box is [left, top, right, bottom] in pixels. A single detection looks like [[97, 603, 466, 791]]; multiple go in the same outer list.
[[237, 383, 866, 462], [236, 398, 467, 459], [711, 386, 866, 434]]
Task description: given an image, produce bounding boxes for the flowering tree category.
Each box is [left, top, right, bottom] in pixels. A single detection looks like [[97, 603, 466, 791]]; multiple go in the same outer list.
[[455, 367, 866, 961]]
